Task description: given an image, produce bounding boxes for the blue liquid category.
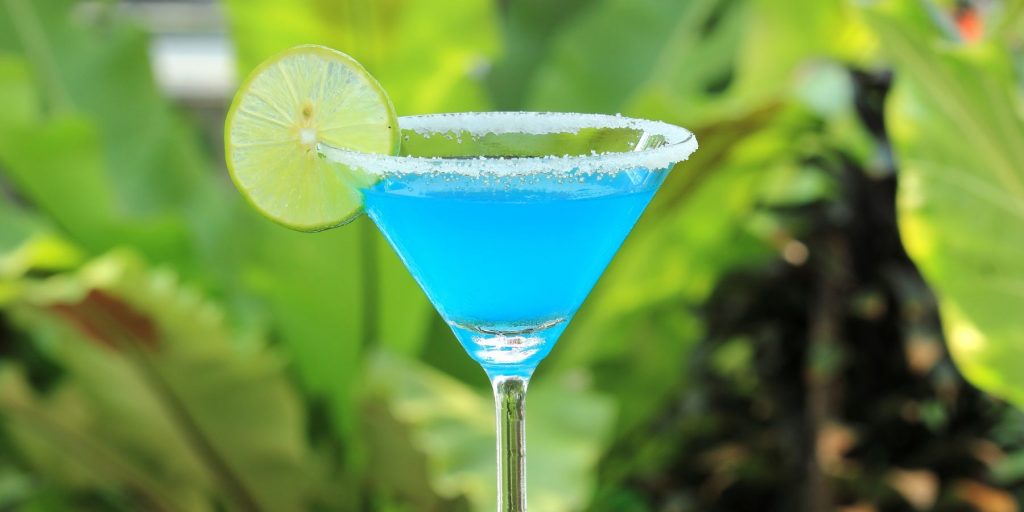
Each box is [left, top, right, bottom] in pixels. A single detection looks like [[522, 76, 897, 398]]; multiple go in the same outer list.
[[364, 168, 668, 376]]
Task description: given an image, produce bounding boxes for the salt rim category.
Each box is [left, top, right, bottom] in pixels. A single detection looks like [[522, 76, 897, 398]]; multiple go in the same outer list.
[[317, 112, 698, 177]]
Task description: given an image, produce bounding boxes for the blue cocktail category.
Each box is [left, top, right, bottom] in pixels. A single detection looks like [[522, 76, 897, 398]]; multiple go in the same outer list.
[[321, 112, 697, 511]]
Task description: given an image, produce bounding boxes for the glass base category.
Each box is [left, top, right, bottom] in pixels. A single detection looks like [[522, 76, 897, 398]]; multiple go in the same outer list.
[[450, 318, 567, 378]]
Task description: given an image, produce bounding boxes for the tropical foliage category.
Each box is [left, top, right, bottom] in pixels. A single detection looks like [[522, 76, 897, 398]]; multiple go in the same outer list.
[[0, 0, 1022, 510]]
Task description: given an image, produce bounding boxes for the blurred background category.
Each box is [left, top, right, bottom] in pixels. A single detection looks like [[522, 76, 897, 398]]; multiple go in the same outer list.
[[1, 0, 1023, 510]]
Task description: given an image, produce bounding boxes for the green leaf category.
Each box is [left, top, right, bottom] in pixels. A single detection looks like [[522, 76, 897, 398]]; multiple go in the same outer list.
[[0, 184, 82, 282], [0, 365, 200, 511], [730, 0, 877, 105], [866, 2, 1024, 406], [485, 0, 594, 110], [240, 223, 367, 433], [0, 229, 84, 284], [0, 115, 190, 259], [366, 351, 615, 512], [2, 251, 322, 511], [0, 462, 36, 508], [0, 53, 35, 126], [223, 0, 500, 114], [527, 0, 877, 123], [0, 0, 215, 214], [527, 0, 746, 122], [0, 0, 230, 277], [995, 0, 1024, 42]]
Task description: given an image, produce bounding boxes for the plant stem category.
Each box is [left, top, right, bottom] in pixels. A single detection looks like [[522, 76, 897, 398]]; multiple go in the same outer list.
[[804, 233, 848, 512]]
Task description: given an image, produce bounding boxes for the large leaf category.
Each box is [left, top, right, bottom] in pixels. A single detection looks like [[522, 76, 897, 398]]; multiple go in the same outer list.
[[230, 188, 432, 460], [0, 0, 215, 206], [238, 220, 368, 448], [366, 352, 615, 512], [0, 0, 225, 267], [223, 0, 500, 115], [527, 0, 875, 122], [0, 366, 203, 511], [730, 0, 877, 106], [866, 2, 1024, 406], [1, 251, 321, 511], [527, 0, 746, 122], [485, 0, 595, 110], [0, 53, 33, 126], [0, 111, 193, 261]]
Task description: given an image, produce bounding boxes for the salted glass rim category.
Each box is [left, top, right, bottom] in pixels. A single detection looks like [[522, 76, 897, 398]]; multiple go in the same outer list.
[[317, 111, 698, 177]]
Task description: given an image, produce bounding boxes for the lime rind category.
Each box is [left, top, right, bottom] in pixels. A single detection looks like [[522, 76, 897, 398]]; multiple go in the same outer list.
[[225, 45, 398, 232]]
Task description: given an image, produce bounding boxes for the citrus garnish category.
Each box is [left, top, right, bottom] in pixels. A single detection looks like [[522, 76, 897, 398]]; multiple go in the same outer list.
[[225, 45, 398, 231]]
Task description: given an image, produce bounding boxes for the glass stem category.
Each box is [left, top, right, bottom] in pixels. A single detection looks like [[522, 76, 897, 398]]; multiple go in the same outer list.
[[492, 375, 529, 512]]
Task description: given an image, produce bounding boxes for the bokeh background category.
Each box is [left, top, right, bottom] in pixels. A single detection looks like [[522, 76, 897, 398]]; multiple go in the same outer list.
[[1, 0, 1023, 510]]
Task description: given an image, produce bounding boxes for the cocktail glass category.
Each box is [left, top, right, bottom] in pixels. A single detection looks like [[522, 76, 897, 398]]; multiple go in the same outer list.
[[320, 112, 697, 511]]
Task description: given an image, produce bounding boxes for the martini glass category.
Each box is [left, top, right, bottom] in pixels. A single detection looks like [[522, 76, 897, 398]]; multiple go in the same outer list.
[[320, 112, 696, 511]]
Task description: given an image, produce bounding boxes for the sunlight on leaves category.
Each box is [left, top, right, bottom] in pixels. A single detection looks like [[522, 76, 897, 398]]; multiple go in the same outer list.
[[866, 0, 1024, 408], [223, 0, 499, 114]]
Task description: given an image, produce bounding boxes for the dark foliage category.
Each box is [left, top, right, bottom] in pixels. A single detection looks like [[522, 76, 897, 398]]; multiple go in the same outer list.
[[594, 70, 1024, 512]]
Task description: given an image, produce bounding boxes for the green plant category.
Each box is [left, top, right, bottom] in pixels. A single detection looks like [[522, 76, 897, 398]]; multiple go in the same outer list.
[[867, 0, 1024, 409], [1, 0, 1023, 510]]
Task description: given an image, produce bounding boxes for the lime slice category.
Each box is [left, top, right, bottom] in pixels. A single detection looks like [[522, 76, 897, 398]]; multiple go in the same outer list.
[[225, 45, 398, 231]]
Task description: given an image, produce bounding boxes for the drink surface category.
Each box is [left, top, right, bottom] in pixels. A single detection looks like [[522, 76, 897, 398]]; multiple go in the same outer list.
[[363, 167, 667, 374]]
